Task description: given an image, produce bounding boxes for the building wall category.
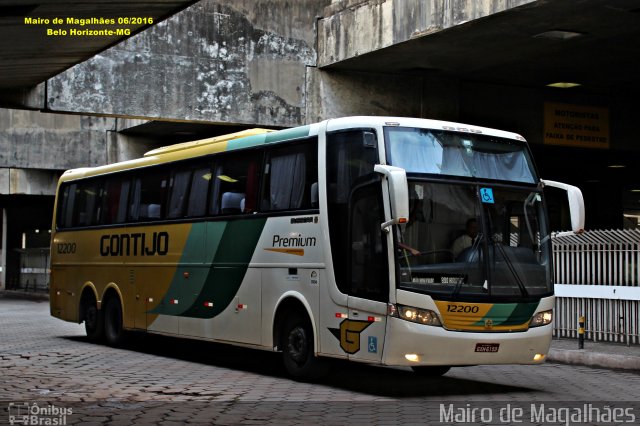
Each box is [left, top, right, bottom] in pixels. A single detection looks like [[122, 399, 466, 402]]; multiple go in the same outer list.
[[47, 0, 332, 127]]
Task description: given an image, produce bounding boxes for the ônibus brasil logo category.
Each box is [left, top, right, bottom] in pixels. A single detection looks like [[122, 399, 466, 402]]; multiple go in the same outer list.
[[7, 402, 72, 425]]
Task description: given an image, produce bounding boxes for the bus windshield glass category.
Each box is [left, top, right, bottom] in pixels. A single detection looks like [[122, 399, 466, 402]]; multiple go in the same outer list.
[[396, 181, 552, 300], [385, 127, 537, 183]]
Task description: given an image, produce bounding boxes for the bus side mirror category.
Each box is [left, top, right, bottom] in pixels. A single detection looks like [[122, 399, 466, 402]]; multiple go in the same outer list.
[[541, 180, 585, 234], [374, 164, 409, 230]]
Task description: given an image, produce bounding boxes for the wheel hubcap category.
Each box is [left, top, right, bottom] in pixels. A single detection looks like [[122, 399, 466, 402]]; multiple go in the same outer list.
[[287, 327, 307, 364]]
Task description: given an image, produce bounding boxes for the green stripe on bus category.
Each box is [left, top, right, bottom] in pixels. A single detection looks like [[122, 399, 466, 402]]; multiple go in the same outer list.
[[265, 125, 311, 144], [180, 217, 267, 318], [500, 302, 539, 326], [149, 222, 226, 316], [472, 302, 539, 326], [230, 134, 269, 150], [472, 303, 516, 326], [227, 125, 311, 151]]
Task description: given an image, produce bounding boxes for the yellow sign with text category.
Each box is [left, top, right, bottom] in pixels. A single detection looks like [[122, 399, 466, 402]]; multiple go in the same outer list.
[[543, 102, 609, 149]]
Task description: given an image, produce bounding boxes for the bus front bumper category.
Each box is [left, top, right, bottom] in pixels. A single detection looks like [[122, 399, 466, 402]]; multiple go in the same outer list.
[[382, 316, 552, 366]]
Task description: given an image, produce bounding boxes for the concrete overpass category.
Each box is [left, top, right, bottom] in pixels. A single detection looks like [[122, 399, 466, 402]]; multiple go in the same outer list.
[[1, 0, 640, 290], [0, 0, 197, 290]]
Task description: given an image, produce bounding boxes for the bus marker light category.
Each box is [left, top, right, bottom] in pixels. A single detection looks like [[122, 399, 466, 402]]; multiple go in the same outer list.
[[170, 299, 179, 305], [335, 313, 348, 319], [534, 354, 546, 361], [183, 272, 190, 279], [367, 316, 381, 322], [237, 304, 248, 310], [147, 297, 154, 303], [204, 301, 213, 308], [398, 217, 408, 224], [405, 354, 419, 362], [56, 291, 61, 296]]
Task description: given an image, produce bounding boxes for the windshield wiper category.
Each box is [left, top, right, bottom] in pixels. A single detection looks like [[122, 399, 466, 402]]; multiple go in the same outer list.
[[484, 207, 529, 298], [493, 239, 529, 298]]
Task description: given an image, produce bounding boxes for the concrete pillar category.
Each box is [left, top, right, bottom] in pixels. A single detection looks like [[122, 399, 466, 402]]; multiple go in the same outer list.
[[107, 130, 159, 164], [0, 208, 6, 290]]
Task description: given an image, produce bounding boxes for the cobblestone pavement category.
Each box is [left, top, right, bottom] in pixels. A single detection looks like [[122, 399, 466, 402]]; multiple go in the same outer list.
[[1, 297, 639, 425]]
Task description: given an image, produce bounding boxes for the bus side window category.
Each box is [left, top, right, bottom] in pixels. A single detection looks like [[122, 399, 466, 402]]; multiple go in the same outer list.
[[327, 130, 379, 296], [73, 180, 100, 227], [56, 183, 76, 229], [129, 169, 169, 222], [100, 176, 129, 225], [167, 169, 193, 219], [261, 139, 318, 211], [210, 151, 260, 216], [350, 181, 388, 302], [129, 179, 141, 221], [116, 179, 130, 224], [187, 166, 212, 217]]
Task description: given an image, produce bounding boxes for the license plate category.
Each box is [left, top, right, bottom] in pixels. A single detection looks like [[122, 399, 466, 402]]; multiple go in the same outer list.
[[475, 343, 500, 353]]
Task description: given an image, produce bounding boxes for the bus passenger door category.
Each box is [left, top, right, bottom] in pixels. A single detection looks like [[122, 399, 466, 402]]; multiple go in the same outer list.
[[346, 182, 389, 363]]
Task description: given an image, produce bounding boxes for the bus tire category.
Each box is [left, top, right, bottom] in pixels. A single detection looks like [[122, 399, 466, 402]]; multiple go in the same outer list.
[[104, 296, 126, 347], [411, 366, 451, 376], [84, 303, 104, 342], [281, 314, 328, 380]]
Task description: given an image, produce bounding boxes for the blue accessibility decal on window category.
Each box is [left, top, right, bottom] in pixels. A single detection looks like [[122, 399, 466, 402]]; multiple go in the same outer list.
[[480, 188, 494, 204], [368, 336, 378, 353]]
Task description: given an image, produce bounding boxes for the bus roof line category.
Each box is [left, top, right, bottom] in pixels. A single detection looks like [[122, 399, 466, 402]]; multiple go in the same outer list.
[[143, 128, 275, 157]]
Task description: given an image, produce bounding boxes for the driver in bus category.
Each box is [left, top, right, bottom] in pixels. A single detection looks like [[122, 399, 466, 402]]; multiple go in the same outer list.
[[452, 218, 479, 258]]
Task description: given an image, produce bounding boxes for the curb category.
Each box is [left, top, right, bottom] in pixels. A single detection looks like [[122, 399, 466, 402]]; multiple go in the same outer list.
[[548, 348, 640, 372], [0, 290, 49, 302]]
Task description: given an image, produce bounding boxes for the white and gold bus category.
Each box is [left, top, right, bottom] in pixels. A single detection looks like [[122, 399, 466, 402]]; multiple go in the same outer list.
[[50, 116, 584, 378]]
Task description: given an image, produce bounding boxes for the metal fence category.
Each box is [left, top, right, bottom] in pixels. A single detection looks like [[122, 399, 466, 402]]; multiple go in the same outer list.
[[552, 229, 640, 345], [11, 248, 50, 292]]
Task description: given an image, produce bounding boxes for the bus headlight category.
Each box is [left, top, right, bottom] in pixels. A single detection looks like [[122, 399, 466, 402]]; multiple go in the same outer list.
[[529, 309, 553, 327], [397, 305, 442, 326]]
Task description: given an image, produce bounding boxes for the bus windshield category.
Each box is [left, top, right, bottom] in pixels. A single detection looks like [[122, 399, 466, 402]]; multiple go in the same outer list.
[[385, 127, 537, 183], [396, 180, 552, 301]]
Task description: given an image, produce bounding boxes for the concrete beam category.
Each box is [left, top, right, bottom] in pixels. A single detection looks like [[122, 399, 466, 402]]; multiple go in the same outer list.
[[0, 84, 45, 110], [305, 68, 459, 123], [116, 118, 150, 133], [318, 0, 537, 67], [0, 108, 116, 170], [0, 168, 60, 196]]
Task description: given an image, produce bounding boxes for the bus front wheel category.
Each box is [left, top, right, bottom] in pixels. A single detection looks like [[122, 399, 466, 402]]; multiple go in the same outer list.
[[104, 296, 126, 347], [411, 366, 451, 376], [281, 315, 328, 380]]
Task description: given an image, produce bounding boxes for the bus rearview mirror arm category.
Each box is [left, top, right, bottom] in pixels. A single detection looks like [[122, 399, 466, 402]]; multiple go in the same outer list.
[[374, 165, 410, 231], [541, 179, 585, 234]]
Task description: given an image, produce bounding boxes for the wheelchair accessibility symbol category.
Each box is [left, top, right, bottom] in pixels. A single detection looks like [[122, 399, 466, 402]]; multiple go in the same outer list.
[[368, 336, 378, 353], [480, 187, 494, 204]]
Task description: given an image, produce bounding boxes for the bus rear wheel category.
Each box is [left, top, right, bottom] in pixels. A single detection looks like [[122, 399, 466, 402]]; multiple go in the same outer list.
[[282, 315, 328, 380], [104, 296, 126, 347], [411, 366, 451, 376], [84, 304, 104, 342]]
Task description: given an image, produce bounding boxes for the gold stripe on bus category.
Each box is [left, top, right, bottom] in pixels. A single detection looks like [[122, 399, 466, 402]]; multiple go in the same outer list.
[[51, 223, 193, 329], [434, 301, 530, 332], [435, 301, 493, 327], [264, 248, 305, 256]]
